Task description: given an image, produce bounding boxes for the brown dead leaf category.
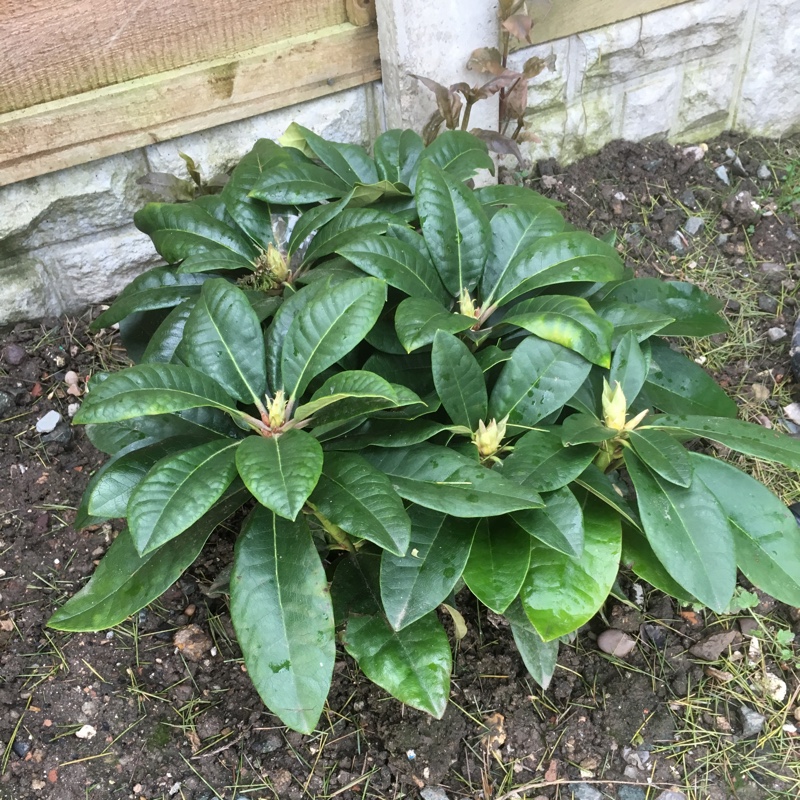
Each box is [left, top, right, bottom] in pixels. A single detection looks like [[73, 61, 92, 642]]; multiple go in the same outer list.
[[482, 712, 507, 753], [467, 47, 504, 75], [680, 609, 703, 627], [503, 76, 530, 122], [499, 0, 525, 19], [411, 74, 463, 130], [470, 129, 525, 165], [186, 730, 201, 753], [0, 619, 14, 632], [705, 666, 735, 682], [544, 758, 559, 782], [689, 630, 740, 661], [502, 13, 533, 43]]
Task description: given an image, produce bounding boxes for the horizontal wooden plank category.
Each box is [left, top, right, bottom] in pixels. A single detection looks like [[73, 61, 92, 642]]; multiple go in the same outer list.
[[520, 0, 691, 46], [0, 0, 347, 113], [0, 24, 380, 186]]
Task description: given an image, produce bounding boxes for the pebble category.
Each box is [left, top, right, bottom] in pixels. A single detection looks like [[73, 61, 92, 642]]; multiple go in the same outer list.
[[35, 410, 62, 433], [571, 785, 602, 800], [767, 327, 788, 343], [683, 216, 705, 236], [173, 624, 213, 662], [75, 724, 96, 740], [2, 343, 27, 366], [64, 371, 79, 386], [618, 788, 646, 800], [761, 261, 785, 274], [420, 789, 451, 800], [739, 704, 766, 737], [597, 629, 636, 657], [757, 294, 778, 314], [715, 165, 730, 185], [12, 737, 31, 758], [655, 792, 687, 800], [667, 232, 688, 255], [67, 403, 81, 418], [679, 188, 698, 209], [0, 390, 14, 417], [757, 164, 771, 180], [42, 423, 73, 445], [725, 299, 741, 314]]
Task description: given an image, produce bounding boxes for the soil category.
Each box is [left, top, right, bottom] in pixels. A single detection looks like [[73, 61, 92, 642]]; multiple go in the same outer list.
[[2, 133, 800, 800]]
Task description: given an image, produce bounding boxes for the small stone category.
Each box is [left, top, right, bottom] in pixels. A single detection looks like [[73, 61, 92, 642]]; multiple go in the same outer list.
[[682, 145, 706, 162], [42, 423, 73, 445], [679, 188, 698, 209], [716, 233, 730, 246], [683, 216, 705, 236], [754, 671, 787, 702], [715, 165, 730, 185], [173, 624, 212, 662], [655, 792, 687, 800], [420, 788, 451, 800], [184, 604, 196, 617], [725, 299, 741, 314], [75, 724, 96, 740], [768, 327, 788, 344], [725, 147, 737, 160], [67, 403, 81, 418], [739, 705, 766, 737], [2, 344, 27, 366], [0, 390, 14, 417], [31, 779, 46, 791], [689, 630, 739, 660], [64, 371, 79, 386], [597, 629, 636, 657], [35, 410, 62, 434], [761, 261, 785, 274], [571, 785, 602, 800], [757, 164, 772, 180], [668, 232, 688, 255], [618, 788, 646, 800], [757, 294, 778, 314], [722, 190, 761, 226], [738, 617, 759, 636], [12, 737, 31, 758]]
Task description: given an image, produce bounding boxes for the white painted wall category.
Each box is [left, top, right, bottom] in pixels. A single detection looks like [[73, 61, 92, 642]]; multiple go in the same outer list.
[[2, 0, 799, 325]]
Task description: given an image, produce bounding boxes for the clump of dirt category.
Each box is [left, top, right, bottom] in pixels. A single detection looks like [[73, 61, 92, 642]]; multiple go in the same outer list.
[[2, 132, 800, 800]]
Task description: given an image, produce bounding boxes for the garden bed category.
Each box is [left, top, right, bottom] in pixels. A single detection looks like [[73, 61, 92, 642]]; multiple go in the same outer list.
[[1, 132, 799, 800]]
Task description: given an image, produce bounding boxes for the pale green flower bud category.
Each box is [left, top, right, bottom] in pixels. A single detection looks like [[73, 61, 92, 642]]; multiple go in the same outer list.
[[474, 416, 508, 458]]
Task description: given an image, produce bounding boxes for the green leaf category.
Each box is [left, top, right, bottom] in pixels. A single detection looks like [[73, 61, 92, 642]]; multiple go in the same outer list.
[[325, 419, 445, 450], [141, 299, 196, 364], [624, 449, 735, 612], [500, 429, 597, 492], [480, 205, 566, 303], [476, 345, 511, 373], [420, 130, 494, 183], [363, 351, 434, 397], [134, 202, 258, 266], [332, 552, 450, 717], [609, 331, 649, 406], [489, 337, 591, 428], [49, 486, 247, 631], [431, 331, 487, 429], [294, 371, 405, 426], [231, 507, 335, 734], [628, 428, 692, 487], [363, 443, 542, 517], [74, 364, 239, 424], [287, 124, 378, 185], [493, 232, 624, 307], [380, 506, 476, 629], [281, 277, 386, 399], [128, 439, 239, 554], [474, 184, 564, 210], [303, 208, 404, 264], [394, 297, 475, 352], [374, 129, 424, 185], [463, 518, 531, 613], [520, 493, 621, 640], [604, 279, 727, 336], [236, 429, 323, 519], [310, 452, 410, 556], [505, 599, 559, 690], [220, 139, 287, 247], [337, 233, 447, 302], [249, 161, 351, 204], [512, 486, 585, 557], [287, 191, 354, 256], [593, 299, 674, 348], [177, 279, 266, 404], [575, 464, 641, 529], [646, 414, 800, 470], [560, 414, 616, 445], [690, 453, 800, 605], [91, 267, 209, 330], [642, 341, 738, 418], [415, 159, 491, 296], [502, 295, 613, 367]]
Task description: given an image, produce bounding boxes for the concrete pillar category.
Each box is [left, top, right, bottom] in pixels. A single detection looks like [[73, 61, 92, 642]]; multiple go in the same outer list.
[[374, 0, 500, 133]]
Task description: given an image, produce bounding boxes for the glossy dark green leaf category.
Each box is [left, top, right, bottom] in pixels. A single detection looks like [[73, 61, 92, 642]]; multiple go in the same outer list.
[[500, 429, 597, 492], [575, 464, 641, 529], [493, 232, 625, 307], [480, 205, 565, 303], [362, 351, 434, 397], [324, 419, 445, 450], [593, 299, 673, 348], [311, 452, 410, 556], [74, 364, 239, 424], [646, 414, 800, 470], [249, 161, 351, 204], [520, 493, 621, 640], [337, 233, 447, 302], [419, 130, 494, 183], [304, 208, 403, 264], [91, 267, 208, 330], [502, 295, 613, 367], [363, 443, 542, 517], [489, 336, 591, 428], [133, 202, 258, 267], [374, 129, 424, 185], [287, 124, 378, 185], [603, 279, 727, 336], [395, 297, 475, 352], [141, 299, 196, 364], [287, 191, 354, 256], [476, 345, 511, 373], [281, 277, 386, 399], [609, 331, 649, 406], [628, 428, 692, 487], [463, 518, 530, 613], [332, 552, 450, 717], [474, 184, 563, 210], [128, 439, 239, 554], [512, 486, 585, 557], [49, 486, 247, 631], [236, 429, 323, 519], [624, 449, 735, 612], [177, 279, 266, 404], [642, 341, 738, 418], [415, 159, 491, 296], [231, 506, 334, 734], [505, 598, 559, 689], [380, 506, 476, 629], [691, 453, 800, 606], [560, 414, 616, 445], [431, 331, 487, 429]]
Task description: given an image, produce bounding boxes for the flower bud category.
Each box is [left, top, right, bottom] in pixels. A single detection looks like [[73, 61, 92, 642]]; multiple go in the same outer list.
[[474, 416, 508, 458], [266, 390, 288, 429], [602, 379, 627, 431], [458, 287, 478, 319], [265, 243, 289, 284]]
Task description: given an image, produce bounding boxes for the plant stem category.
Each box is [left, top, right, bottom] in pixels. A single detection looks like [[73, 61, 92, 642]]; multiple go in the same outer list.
[[309, 506, 356, 553]]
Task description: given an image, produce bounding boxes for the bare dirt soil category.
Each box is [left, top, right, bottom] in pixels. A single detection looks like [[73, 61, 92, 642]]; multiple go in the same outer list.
[[1, 132, 799, 800]]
